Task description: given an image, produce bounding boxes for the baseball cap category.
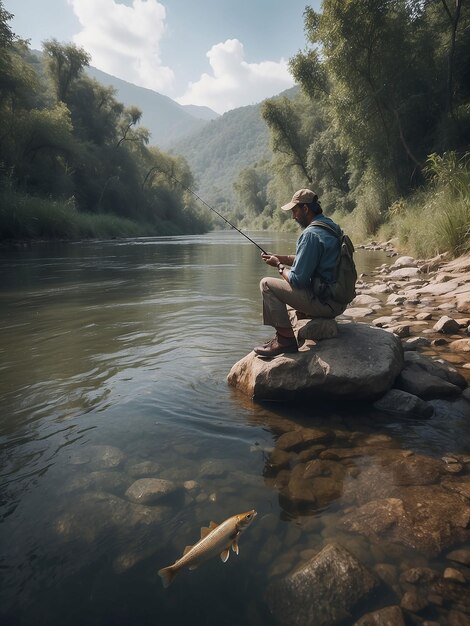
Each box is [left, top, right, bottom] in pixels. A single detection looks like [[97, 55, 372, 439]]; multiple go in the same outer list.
[[281, 188, 317, 211]]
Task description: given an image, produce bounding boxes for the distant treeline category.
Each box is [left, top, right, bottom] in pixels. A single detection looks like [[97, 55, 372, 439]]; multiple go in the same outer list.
[[0, 1, 211, 241], [231, 0, 470, 257]]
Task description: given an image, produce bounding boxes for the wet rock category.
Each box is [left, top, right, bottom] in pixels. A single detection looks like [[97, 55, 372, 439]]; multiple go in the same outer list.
[[443, 567, 466, 583], [448, 610, 470, 626], [389, 455, 442, 486], [264, 448, 291, 474], [434, 316, 462, 334], [430, 398, 470, 419], [387, 295, 407, 305], [418, 281, 461, 296], [60, 470, 131, 495], [387, 324, 410, 338], [276, 428, 333, 452], [125, 478, 180, 505], [55, 491, 170, 543], [416, 311, 433, 321], [198, 459, 228, 478], [450, 338, 470, 352], [391, 256, 418, 269], [442, 476, 470, 499], [374, 563, 399, 587], [68, 445, 126, 469], [395, 366, 462, 398], [342, 307, 375, 318], [265, 543, 379, 626], [394, 352, 466, 399], [354, 605, 406, 626], [400, 588, 429, 612], [126, 460, 161, 478], [389, 267, 421, 279], [372, 316, 396, 327], [351, 294, 382, 307], [366, 283, 393, 294], [403, 337, 431, 350], [280, 465, 344, 512], [341, 486, 470, 557], [431, 578, 470, 614], [457, 292, 470, 314], [447, 548, 470, 565], [373, 389, 434, 418], [400, 567, 440, 584], [228, 324, 404, 401]]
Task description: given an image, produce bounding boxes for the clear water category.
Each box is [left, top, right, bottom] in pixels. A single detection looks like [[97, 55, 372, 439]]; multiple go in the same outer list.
[[0, 232, 468, 625]]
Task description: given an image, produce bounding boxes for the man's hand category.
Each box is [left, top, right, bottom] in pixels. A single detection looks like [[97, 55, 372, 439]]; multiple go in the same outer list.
[[261, 253, 280, 268]]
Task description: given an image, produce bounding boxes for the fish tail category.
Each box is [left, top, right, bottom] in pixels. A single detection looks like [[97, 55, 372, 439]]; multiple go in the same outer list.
[[158, 565, 177, 588]]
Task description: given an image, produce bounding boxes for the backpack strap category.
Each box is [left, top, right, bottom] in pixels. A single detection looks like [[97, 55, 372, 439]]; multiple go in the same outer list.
[[308, 220, 342, 239]]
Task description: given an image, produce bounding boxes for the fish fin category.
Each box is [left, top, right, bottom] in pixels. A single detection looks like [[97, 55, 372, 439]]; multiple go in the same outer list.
[[188, 564, 199, 571], [220, 549, 230, 563], [209, 521, 218, 530], [200, 526, 212, 539], [182, 545, 193, 556], [158, 566, 176, 588], [232, 539, 239, 555]]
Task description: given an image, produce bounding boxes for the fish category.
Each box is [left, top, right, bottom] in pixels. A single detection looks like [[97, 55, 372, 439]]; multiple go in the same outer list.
[[158, 509, 257, 588]]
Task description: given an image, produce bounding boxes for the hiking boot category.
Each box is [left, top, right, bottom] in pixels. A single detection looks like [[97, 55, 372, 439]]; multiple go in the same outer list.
[[253, 333, 298, 358]]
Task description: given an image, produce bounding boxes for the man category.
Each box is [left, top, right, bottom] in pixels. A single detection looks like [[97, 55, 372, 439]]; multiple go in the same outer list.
[[253, 188, 347, 358]]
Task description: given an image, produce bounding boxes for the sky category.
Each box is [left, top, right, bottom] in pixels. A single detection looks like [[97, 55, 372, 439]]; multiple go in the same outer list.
[[5, 0, 321, 114]]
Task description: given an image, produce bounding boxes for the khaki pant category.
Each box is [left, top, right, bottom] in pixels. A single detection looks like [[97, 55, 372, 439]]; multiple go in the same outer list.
[[260, 276, 346, 328]]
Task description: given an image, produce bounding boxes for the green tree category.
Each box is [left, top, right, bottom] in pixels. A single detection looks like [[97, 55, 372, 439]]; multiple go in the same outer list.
[[261, 96, 312, 184], [43, 39, 90, 103], [290, 0, 463, 204], [233, 167, 267, 216]]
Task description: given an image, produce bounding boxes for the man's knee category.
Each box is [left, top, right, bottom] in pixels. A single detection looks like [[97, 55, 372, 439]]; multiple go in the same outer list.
[[260, 276, 272, 293]]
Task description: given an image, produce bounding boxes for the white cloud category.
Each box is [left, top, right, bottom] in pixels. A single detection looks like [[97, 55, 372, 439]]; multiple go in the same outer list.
[[68, 0, 175, 93], [176, 39, 294, 114], [67, 2, 294, 113]]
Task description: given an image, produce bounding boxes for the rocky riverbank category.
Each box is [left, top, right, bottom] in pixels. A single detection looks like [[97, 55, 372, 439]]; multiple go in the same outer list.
[[250, 248, 470, 626], [351, 246, 470, 381]]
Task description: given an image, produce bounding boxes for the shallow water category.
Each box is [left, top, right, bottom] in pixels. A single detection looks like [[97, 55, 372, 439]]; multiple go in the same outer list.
[[1, 231, 469, 625]]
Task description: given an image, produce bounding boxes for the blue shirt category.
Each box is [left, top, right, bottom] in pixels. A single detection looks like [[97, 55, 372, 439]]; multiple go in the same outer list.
[[288, 215, 341, 289]]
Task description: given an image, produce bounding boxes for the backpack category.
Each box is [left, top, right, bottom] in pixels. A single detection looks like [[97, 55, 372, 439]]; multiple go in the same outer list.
[[310, 221, 357, 304]]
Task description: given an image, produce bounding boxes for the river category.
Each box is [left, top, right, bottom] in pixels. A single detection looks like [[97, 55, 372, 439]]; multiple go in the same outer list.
[[0, 232, 466, 625]]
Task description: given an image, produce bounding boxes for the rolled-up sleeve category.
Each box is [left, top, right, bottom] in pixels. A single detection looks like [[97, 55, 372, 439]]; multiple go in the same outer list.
[[288, 231, 322, 289]]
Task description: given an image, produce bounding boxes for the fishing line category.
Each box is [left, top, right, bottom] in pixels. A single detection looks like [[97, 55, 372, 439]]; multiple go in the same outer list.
[[157, 168, 268, 254]]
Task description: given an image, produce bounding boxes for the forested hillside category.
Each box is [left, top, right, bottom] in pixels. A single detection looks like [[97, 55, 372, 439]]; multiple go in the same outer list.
[[168, 98, 281, 216], [0, 2, 211, 241]]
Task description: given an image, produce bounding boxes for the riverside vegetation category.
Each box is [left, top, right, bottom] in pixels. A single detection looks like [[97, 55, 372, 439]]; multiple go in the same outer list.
[[0, 2, 211, 241], [1, 1, 469, 257]]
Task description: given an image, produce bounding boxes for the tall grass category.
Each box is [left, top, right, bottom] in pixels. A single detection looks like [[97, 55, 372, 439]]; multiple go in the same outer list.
[[386, 152, 470, 258], [332, 152, 470, 258], [0, 189, 150, 241]]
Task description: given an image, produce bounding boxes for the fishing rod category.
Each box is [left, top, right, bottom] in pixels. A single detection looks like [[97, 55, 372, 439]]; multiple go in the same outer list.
[[156, 168, 268, 254]]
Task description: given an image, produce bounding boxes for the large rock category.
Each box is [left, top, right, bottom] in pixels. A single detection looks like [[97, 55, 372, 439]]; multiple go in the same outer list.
[[354, 606, 406, 626], [125, 478, 180, 505], [373, 388, 434, 418], [227, 323, 404, 401], [265, 542, 379, 626], [341, 486, 470, 557], [394, 352, 467, 399]]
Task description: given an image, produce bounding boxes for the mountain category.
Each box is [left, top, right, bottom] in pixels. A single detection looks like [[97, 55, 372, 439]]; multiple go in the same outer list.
[[167, 86, 299, 210], [85, 66, 219, 147], [167, 103, 270, 209]]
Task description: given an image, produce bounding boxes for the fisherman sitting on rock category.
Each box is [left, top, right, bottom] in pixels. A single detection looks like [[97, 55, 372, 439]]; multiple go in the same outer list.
[[254, 188, 351, 358]]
